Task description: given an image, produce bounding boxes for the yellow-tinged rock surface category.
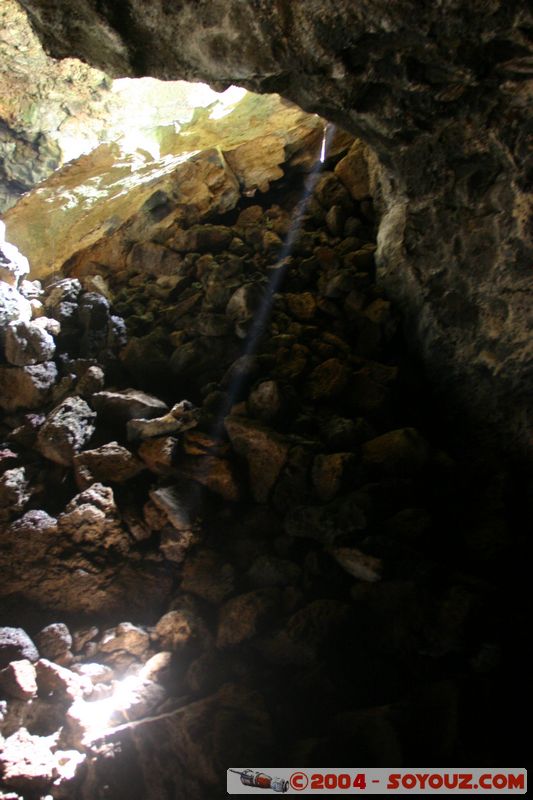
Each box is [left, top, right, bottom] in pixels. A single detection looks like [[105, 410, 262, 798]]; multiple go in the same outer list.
[[4, 93, 331, 280]]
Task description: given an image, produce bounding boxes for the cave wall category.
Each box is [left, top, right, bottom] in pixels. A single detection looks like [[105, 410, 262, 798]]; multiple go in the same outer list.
[[15, 0, 533, 455]]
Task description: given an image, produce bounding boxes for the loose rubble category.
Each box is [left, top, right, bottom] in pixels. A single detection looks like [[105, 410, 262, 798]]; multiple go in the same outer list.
[[0, 136, 520, 797]]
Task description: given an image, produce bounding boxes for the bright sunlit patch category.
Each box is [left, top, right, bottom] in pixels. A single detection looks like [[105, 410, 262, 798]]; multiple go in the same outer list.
[[73, 674, 145, 743], [209, 86, 248, 120]]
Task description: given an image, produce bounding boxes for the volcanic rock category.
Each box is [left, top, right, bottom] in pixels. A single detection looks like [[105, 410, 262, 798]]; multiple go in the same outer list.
[[36, 396, 96, 465]]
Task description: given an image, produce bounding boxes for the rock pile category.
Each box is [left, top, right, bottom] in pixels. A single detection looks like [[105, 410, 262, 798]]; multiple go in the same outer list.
[[0, 141, 517, 797]]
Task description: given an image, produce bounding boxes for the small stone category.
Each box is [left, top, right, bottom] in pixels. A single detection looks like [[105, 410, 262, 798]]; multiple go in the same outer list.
[[328, 546, 382, 582], [4, 321, 55, 366], [0, 660, 37, 700], [36, 397, 96, 466], [0, 628, 39, 669], [73, 442, 145, 489], [0, 362, 58, 412], [98, 623, 150, 658], [35, 624, 72, 666], [225, 416, 290, 503]]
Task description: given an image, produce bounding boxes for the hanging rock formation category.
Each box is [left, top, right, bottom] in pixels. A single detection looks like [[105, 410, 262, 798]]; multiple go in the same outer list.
[[14, 0, 532, 455]]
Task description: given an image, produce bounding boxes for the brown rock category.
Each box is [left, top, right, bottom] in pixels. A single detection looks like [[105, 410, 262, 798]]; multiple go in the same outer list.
[[58, 482, 130, 552], [35, 658, 90, 701], [248, 380, 283, 422], [335, 139, 371, 200], [73, 441, 145, 489], [138, 435, 178, 473], [178, 455, 240, 501], [98, 622, 150, 658], [154, 609, 201, 652], [225, 416, 290, 503]]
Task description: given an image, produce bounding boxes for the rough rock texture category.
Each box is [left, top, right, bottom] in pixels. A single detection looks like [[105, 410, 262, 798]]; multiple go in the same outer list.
[[16, 0, 532, 452]]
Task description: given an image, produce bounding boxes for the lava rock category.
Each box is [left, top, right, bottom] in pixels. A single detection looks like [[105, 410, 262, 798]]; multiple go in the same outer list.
[[36, 396, 96, 465], [0, 728, 56, 792], [0, 361, 58, 412], [225, 416, 290, 503], [247, 380, 283, 422], [73, 441, 145, 489], [91, 388, 168, 422], [0, 223, 30, 287], [98, 622, 150, 658], [0, 628, 39, 669], [0, 283, 32, 335], [58, 482, 130, 552], [35, 623, 73, 666], [4, 320, 55, 366], [305, 357, 349, 401], [180, 549, 235, 604], [217, 589, 281, 648], [0, 467, 30, 525]]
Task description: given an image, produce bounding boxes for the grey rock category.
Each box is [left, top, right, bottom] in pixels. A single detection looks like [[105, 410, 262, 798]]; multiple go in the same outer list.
[[0, 627, 39, 669], [4, 319, 55, 366], [0, 282, 32, 335], [0, 227, 30, 287], [36, 396, 96, 465], [0, 467, 30, 525]]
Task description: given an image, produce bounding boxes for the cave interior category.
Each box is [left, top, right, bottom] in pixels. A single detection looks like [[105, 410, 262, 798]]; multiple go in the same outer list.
[[0, 1, 531, 797]]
